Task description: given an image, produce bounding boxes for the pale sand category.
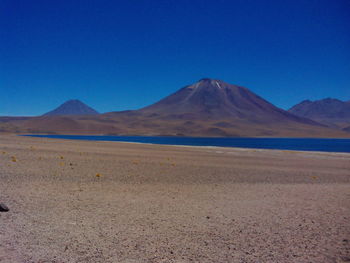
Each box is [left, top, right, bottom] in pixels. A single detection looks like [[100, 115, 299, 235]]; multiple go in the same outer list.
[[0, 135, 349, 263]]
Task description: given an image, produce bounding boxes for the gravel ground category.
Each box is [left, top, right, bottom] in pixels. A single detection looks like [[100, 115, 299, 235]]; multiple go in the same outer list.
[[0, 135, 349, 263]]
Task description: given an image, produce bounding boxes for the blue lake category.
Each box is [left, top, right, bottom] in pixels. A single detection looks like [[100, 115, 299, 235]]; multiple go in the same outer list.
[[22, 135, 350, 153]]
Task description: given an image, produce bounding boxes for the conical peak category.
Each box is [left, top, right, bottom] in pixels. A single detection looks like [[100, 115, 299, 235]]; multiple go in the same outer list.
[[63, 99, 83, 105], [141, 78, 304, 123], [190, 78, 227, 90], [43, 99, 99, 116], [198, 78, 221, 84]]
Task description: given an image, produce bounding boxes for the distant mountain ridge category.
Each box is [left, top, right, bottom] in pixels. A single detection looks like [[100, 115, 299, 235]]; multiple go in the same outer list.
[[43, 99, 99, 116], [0, 79, 349, 137], [288, 98, 350, 128]]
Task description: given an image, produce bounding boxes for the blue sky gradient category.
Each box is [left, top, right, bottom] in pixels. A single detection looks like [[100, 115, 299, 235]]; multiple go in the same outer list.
[[1, 0, 350, 116]]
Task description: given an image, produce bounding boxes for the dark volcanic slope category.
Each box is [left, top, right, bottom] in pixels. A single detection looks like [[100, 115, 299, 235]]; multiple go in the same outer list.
[[289, 98, 350, 128], [140, 78, 318, 125], [43, 99, 99, 116]]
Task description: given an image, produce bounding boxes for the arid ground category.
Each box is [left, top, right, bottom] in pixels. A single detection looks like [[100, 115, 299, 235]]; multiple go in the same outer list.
[[0, 135, 349, 262]]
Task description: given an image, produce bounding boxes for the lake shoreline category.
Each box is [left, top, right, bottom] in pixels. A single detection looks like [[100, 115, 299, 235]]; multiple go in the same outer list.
[[21, 134, 350, 153]]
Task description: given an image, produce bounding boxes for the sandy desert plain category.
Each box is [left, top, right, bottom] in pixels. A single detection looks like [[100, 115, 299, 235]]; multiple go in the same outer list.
[[0, 134, 349, 263]]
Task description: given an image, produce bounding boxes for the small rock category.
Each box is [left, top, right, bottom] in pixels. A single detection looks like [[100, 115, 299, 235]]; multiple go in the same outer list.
[[340, 256, 350, 262], [0, 203, 9, 212]]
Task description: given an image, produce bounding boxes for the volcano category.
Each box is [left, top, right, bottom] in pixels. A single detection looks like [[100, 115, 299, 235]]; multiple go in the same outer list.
[[139, 78, 317, 125], [43, 99, 99, 116]]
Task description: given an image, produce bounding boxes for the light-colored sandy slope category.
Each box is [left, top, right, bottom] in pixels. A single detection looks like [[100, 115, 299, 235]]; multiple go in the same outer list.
[[0, 135, 349, 262]]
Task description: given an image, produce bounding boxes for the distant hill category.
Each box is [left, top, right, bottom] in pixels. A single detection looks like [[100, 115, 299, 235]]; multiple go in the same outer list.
[[1, 79, 349, 137], [43, 100, 99, 116], [288, 98, 350, 128]]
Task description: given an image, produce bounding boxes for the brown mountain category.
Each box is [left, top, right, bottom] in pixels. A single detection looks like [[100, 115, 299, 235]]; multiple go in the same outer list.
[[1, 79, 349, 137], [138, 78, 318, 124], [288, 98, 350, 129], [43, 99, 99, 116]]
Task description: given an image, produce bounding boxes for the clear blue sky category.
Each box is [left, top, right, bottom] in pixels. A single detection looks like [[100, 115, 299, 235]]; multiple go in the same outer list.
[[1, 0, 349, 116]]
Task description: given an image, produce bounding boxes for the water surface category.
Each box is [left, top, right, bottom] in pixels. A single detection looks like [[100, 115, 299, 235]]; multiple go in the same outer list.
[[23, 135, 350, 153]]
